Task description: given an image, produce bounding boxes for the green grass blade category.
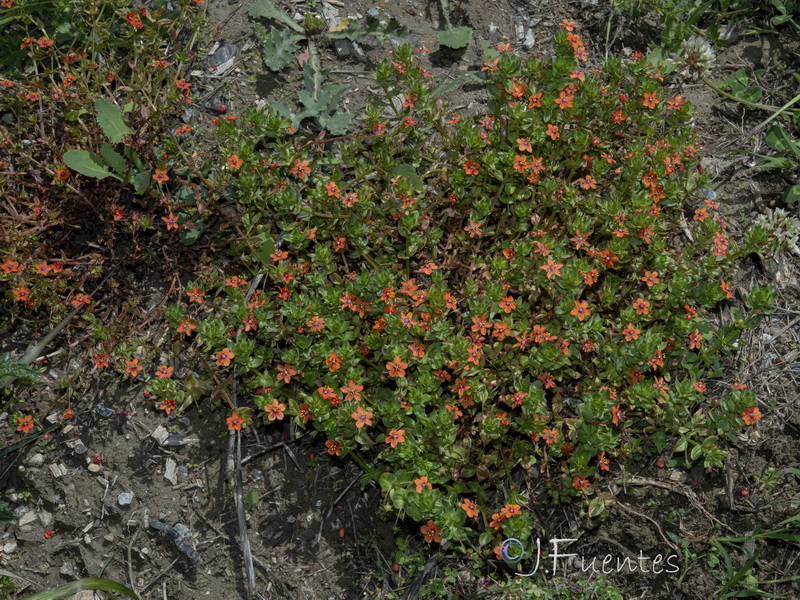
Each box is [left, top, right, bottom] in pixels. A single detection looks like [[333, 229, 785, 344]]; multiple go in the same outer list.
[[17, 577, 139, 600]]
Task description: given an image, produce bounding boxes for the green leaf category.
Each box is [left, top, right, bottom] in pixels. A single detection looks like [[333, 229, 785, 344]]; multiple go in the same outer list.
[[63, 150, 115, 180], [17, 577, 140, 600], [0, 503, 15, 525], [99, 143, 127, 175], [254, 232, 275, 266], [133, 170, 152, 195], [270, 100, 294, 120], [245, 491, 260, 511], [94, 98, 132, 144], [65, 109, 88, 121], [179, 220, 209, 246], [646, 46, 676, 73], [438, 26, 473, 49], [249, 0, 304, 33], [389, 165, 425, 192], [0, 353, 41, 389], [337, 16, 409, 42], [317, 111, 353, 135], [783, 184, 800, 203], [765, 125, 800, 161], [261, 27, 303, 71]]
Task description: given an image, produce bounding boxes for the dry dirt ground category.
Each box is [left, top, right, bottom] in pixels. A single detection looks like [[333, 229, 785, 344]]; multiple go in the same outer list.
[[2, 1, 800, 599]]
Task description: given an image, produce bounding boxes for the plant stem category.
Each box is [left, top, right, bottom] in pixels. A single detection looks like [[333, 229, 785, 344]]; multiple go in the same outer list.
[[700, 76, 789, 114]]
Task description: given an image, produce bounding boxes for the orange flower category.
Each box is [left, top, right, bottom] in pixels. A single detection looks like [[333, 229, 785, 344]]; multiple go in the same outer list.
[[539, 372, 555, 389], [216, 347, 235, 367], [70, 293, 90, 307], [694, 381, 707, 392], [227, 154, 244, 170], [385, 429, 405, 448], [641, 271, 660, 287], [489, 513, 505, 530], [642, 92, 659, 109], [688, 329, 703, 350], [570, 300, 590, 321], [541, 259, 563, 279], [159, 398, 177, 414], [63, 408, 75, 420], [561, 18, 578, 31], [622, 323, 641, 341], [463, 159, 479, 176], [307, 316, 325, 331], [386, 356, 408, 378], [546, 124, 560, 140], [742, 406, 761, 425], [420, 520, 441, 543], [276, 363, 297, 383], [177, 318, 196, 336], [265, 399, 286, 421], [16, 415, 34, 434], [242, 315, 258, 331], [463, 220, 483, 238], [517, 138, 532, 152], [55, 168, 70, 181], [227, 412, 245, 431], [541, 427, 559, 445], [554, 90, 574, 109], [155, 365, 174, 379], [324, 181, 340, 198], [351, 406, 373, 429], [326, 352, 342, 371], [414, 476, 433, 493], [653, 377, 670, 395], [572, 475, 591, 491], [611, 404, 623, 426], [162, 213, 179, 231], [597, 451, 610, 471], [340, 379, 364, 402], [153, 169, 169, 183], [270, 250, 289, 262], [721, 280, 733, 299], [125, 358, 143, 377], [417, 262, 438, 275], [291, 159, 311, 179], [1, 259, 23, 274], [581, 268, 598, 285], [500, 504, 521, 518], [95, 353, 109, 369], [461, 498, 479, 518], [297, 403, 312, 424], [186, 286, 204, 304], [326, 439, 342, 456], [499, 296, 516, 314], [12, 286, 31, 302], [632, 298, 650, 315]]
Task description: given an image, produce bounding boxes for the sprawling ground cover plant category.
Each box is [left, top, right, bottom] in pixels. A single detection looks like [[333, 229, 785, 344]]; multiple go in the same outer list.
[[0, 0, 202, 318], [147, 22, 774, 557]]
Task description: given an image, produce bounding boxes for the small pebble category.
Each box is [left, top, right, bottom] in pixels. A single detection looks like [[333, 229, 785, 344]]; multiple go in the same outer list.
[[118, 492, 134, 506], [26, 453, 45, 468], [95, 405, 114, 418]]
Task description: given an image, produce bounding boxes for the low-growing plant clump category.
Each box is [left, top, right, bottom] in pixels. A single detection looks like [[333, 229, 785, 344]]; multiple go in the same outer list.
[[139, 22, 775, 558]]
